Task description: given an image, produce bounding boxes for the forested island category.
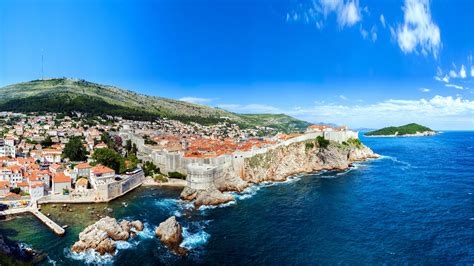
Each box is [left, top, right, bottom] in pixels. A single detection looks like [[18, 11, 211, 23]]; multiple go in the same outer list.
[[365, 123, 437, 137]]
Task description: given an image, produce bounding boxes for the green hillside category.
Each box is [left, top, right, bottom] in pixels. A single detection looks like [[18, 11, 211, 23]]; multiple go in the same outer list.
[[0, 78, 310, 131], [365, 123, 434, 136]]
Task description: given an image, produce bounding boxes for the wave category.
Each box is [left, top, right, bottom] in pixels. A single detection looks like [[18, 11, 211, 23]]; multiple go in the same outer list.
[[379, 155, 412, 169], [180, 224, 211, 250], [64, 248, 114, 265], [137, 223, 156, 239], [198, 200, 236, 211], [154, 198, 194, 217]]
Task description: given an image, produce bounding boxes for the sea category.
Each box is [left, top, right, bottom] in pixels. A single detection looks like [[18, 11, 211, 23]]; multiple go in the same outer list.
[[1, 131, 473, 265]]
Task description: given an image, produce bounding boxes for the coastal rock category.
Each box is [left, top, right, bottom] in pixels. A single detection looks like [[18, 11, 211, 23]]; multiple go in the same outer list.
[[180, 187, 198, 201], [71, 216, 143, 256], [194, 187, 234, 207], [131, 220, 144, 231], [214, 173, 249, 192], [155, 216, 186, 255]]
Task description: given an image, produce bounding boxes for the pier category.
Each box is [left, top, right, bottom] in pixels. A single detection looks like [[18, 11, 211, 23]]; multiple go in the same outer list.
[[1, 207, 65, 236]]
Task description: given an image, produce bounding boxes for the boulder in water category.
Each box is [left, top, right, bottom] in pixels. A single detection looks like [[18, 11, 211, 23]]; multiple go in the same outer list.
[[155, 216, 187, 255]]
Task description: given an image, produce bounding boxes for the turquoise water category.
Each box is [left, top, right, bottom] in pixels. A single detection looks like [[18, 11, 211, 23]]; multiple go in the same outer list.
[[1, 131, 473, 264]]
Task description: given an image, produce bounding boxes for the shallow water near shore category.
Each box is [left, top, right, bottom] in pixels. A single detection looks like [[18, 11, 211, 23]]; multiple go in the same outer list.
[[1, 131, 473, 264]]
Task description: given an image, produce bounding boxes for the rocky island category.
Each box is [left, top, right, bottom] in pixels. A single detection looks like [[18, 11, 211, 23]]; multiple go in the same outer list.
[[364, 123, 437, 137], [71, 217, 143, 255]]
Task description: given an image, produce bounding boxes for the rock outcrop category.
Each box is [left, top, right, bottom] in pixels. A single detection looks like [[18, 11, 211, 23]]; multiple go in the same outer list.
[[181, 139, 379, 207], [180, 187, 235, 207], [155, 216, 186, 255], [71, 216, 143, 255]]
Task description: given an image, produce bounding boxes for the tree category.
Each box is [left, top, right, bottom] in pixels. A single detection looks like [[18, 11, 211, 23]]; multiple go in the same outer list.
[[41, 136, 53, 147], [143, 161, 159, 176], [131, 143, 137, 155], [63, 137, 89, 161], [125, 139, 132, 153], [10, 187, 21, 194], [316, 136, 330, 149], [92, 148, 122, 173]]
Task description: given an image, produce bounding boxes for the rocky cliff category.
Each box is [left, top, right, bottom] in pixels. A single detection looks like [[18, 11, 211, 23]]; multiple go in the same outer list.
[[181, 139, 379, 205], [241, 140, 378, 183]]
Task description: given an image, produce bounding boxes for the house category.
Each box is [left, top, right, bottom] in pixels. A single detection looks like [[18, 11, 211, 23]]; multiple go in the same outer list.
[[74, 163, 92, 179], [94, 142, 108, 149], [75, 177, 89, 192], [29, 183, 44, 199], [49, 163, 64, 173], [90, 165, 115, 188], [16, 181, 29, 191], [0, 165, 23, 186], [0, 145, 15, 157], [0, 180, 10, 196], [306, 125, 334, 133], [52, 172, 71, 194]]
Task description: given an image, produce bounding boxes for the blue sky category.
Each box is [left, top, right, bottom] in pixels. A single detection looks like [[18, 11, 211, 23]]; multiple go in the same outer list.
[[1, 0, 474, 129]]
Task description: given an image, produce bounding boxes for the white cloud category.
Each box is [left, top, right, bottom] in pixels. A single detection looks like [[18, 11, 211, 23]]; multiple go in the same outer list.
[[338, 0, 361, 27], [445, 83, 464, 90], [370, 25, 377, 42], [449, 70, 458, 78], [434, 75, 449, 83], [217, 103, 281, 114], [442, 75, 449, 83], [339, 95, 348, 100], [459, 65, 467, 78], [420, 88, 430, 92], [287, 95, 474, 129], [179, 97, 215, 104], [395, 0, 441, 57], [288, 0, 362, 29], [380, 14, 386, 28], [471, 66, 474, 77], [360, 27, 368, 39]]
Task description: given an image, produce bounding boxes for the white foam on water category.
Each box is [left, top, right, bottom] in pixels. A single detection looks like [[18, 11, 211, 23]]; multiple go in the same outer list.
[[65, 248, 114, 265], [46, 256, 57, 266], [137, 223, 156, 239], [180, 226, 211, 250], [115, 240, 134, 250], [380, 155, 411, 169], [230, 185, 261, 200], [198, 200, 236, 211], [154, 198, 179, 210]]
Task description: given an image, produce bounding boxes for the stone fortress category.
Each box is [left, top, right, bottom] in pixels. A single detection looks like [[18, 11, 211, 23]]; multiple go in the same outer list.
[[119, 125, 359, 192]]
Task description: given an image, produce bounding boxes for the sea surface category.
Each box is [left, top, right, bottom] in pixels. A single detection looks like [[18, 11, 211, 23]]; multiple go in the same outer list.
[[1, 131, 473, 264]]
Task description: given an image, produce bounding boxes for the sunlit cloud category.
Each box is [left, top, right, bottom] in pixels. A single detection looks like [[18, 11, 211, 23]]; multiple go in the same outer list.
[[395, 0, 441, 58]]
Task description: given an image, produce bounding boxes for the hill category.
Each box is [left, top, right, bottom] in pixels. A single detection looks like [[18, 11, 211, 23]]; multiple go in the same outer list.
[[0, 78, 311, 132], [365, 123, 435, 136]]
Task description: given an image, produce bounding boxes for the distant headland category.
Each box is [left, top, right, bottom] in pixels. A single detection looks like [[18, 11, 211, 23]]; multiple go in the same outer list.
[[364, 123, 437, 137]]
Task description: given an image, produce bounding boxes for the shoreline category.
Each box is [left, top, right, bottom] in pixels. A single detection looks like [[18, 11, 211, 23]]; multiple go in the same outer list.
[[365, 131, 437, 138], [142, 177, 187, 188]]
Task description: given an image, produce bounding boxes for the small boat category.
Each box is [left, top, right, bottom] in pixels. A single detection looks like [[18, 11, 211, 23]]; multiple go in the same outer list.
[[62, 225, 69, 229], [122, 202, 128, 207]]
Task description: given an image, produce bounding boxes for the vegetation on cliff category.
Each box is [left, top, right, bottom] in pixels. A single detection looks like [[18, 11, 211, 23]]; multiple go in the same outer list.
[[365, 123, 434, 136], [0, 78, 310, 131]]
